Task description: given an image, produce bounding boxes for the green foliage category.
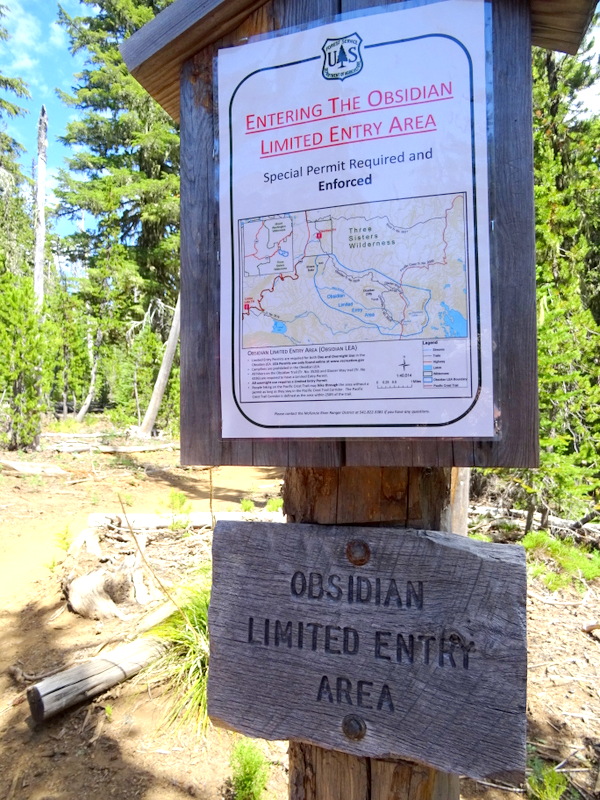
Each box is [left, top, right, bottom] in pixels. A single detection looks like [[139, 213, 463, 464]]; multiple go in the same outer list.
[[522, 529, 600, 590], [265, 497, 283, 512], [467, 530, 493, 543], [167, 490, 190, 515], [0, 270, 49, 449], [143, 576, 211, 732], [105, 321, 162, 426], [0, 5, 30, 119], [480, 40, 600, 520], [240, 498, 256, 513], [230, 739, 269, 800], [50, 0, 181, 431], [527, 758, 568, 800], [44, 277, 90, 416], [57, 0, 180, 307], [55, 526, 72, 552], [166, 489, 191, 530], [47, 417, 83, 434], [0, 4, 30, 179], [530, 43, 600, 516]]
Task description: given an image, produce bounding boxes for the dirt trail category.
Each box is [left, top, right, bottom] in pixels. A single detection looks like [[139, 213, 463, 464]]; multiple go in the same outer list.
[[0, 449, 598, 800], [0, 452, 287, 800]]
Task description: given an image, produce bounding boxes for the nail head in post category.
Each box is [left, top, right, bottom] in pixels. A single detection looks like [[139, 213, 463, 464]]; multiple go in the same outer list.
[[342, 713, 367, 741], [346, 538, 371, 566]]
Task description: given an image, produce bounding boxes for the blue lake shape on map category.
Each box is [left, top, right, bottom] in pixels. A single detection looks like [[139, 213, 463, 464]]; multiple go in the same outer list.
[[272, 320, 288, 334], [278, 249, 289, 257], [440, 302, 467, 337]]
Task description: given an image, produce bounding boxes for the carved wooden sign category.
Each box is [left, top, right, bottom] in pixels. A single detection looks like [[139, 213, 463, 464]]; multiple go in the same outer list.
[[208, 521, 527, 783]]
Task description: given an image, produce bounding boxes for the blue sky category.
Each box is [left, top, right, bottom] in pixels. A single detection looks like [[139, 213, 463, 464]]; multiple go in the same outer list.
[[0, 1, 598, 231], [0, 0, 85, 225]]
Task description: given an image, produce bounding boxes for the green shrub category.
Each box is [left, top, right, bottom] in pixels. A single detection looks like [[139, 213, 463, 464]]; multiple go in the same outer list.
[[522, 529, 600, 590], [468, 531, 493, 542], [143, 575, 210, 732], [230, 738, 269, 800], [265, 497, 283, 512], [527, 758, 568, 800]]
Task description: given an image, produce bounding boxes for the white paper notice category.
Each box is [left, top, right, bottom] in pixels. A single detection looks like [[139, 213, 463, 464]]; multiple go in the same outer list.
[[218, 0, 494, 438]]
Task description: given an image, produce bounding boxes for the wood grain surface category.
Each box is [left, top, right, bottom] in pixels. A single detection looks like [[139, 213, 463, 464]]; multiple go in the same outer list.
[[208, 520, 527, 783], [27, 638, 166, 723], [288, 745, 457, 800]]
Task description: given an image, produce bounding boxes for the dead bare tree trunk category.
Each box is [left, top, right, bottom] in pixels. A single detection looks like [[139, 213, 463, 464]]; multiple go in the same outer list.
[[76, 327, 103, 423], [34, 105, 47, 310], [138, 294, 180, 436]]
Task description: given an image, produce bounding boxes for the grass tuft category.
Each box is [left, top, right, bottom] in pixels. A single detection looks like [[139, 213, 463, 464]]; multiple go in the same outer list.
[[166, 489, 191, 531], [230, 738, 269, 800], [142, 569, 211, 733], [527, 758, 568, 800], [522, 529, 600, 590], [265, 497, 283, 513], [468, 531, 493, 542]]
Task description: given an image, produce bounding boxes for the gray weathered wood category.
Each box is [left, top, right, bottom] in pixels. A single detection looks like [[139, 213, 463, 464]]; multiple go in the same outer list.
[[208, 520, 527, 784], [285, 464, 461, 799], [489, 0, 538, 468], [176, 0, 538, 469], [121, 0, 596, 121], [27, 638, 166, 723]]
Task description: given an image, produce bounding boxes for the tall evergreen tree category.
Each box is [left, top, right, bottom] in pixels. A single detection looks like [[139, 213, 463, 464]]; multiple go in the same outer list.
[[0, 5, 49, 449], [57, 0, 180, 306], [517, 40, 600, 517], [0, 3, 29, 180], [56, 0, 180, 423]]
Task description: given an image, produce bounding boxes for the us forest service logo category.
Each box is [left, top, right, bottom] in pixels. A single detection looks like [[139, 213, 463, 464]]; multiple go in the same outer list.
[[322, 33, 363, 81]]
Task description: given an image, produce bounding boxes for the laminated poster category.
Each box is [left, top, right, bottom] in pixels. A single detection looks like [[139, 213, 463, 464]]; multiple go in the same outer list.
[[218, 0, 494, 438]]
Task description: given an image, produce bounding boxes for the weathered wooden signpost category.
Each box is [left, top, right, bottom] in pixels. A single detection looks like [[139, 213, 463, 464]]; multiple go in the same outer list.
[[122, 0, 596, 797]]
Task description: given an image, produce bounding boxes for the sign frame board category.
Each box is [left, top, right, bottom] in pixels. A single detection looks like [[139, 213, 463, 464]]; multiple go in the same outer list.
[[208, 520, 527, 784], [173, 0, 538, 468]]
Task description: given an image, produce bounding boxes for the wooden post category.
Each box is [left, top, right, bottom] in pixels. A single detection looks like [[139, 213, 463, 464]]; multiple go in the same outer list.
[[283, 466, 460, 800]]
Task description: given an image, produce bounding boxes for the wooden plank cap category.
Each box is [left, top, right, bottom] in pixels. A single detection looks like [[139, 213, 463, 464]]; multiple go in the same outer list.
[[120, 0, 598, 122]]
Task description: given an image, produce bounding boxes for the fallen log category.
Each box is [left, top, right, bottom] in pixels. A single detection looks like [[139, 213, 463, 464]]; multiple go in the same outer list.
[[27, 637, 167, 723], [470, 504, 600, 548], [0, 459, 69, 476], [48, 442, 180, 454]]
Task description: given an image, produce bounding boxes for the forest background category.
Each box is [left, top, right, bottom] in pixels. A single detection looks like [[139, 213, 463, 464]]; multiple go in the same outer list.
[[0, 0, 599, 522]]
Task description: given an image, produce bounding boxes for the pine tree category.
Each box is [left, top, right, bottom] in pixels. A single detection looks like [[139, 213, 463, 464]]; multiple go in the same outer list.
[[57, 0, 180, 305], [514, 41, 600, 518], [0, 3, 29, 181], [0, 5, 49, 449], [56, 0, 180, 422]]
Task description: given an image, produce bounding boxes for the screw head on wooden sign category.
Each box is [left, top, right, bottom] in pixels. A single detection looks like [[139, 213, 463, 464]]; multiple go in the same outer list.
[[342, 713, 367, 741], [208, 522, 527, 784]]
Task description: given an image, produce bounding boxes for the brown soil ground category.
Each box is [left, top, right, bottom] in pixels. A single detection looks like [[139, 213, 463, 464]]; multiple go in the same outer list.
[[0, 444, 598, 800]]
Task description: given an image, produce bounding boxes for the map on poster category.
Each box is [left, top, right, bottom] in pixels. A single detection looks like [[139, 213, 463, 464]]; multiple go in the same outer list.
[[241, 193, 468, 349]]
